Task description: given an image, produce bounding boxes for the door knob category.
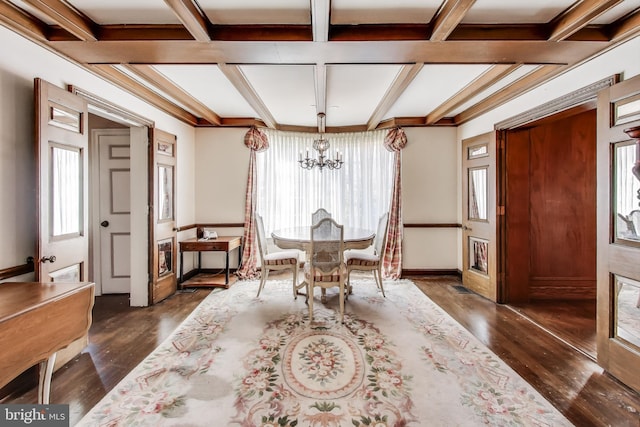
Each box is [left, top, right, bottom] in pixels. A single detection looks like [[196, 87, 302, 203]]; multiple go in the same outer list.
[[101, 220, 110, 227], [40, 255, 56, 263], [463, 225, 473, 231]]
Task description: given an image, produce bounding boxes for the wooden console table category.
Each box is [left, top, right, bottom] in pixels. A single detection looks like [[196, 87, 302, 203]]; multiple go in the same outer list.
[[0, 281, 95, 404], [179, 236, 242, 288]]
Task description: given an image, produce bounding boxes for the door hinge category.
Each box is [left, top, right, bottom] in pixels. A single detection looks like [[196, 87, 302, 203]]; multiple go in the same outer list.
[[497, 206, 505, 215]]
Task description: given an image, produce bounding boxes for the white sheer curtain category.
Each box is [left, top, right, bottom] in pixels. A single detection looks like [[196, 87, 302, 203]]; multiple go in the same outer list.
[[256, 129, 394, 236]]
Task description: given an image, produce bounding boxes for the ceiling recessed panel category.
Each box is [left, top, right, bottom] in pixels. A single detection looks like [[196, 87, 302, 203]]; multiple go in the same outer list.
[[385, 64, 492, 119], [331, 0, 440, 24], [155, 65, 258, 118], [448, 65, 541, 116], [199, 0, 309, 25], [463, 0, 575, 24], [66, 0, 180, 25], [240, 65, 317, 127], [326, 64, 403, 127]]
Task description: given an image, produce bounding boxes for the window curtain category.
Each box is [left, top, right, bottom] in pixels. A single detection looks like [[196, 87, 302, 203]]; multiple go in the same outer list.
[[236, 127, 269, 280], [382, 127, 407, 279], [256, 129, 393, 235]]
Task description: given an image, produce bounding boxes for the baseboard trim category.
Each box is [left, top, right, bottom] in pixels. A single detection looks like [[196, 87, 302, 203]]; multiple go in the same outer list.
[[402, 269, 461, 278]]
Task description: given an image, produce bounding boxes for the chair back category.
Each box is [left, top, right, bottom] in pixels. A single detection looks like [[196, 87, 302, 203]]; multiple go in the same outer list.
[[310, 217, 344, 274], [311, 208, 332, 225], [255, 215, 269, 259], [374, 213, 389, 256]]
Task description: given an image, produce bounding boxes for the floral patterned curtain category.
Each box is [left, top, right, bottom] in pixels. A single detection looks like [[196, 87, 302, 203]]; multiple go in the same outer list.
[[382, 127, 407, 279], [236, 127, 269, 280]]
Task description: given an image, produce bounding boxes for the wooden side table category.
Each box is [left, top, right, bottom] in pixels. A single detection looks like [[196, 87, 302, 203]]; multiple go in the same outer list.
[[179, 236, 242, 288]]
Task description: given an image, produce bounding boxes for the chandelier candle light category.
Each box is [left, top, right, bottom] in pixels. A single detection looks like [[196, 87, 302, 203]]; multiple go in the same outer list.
[[299, 113, 343, 171]]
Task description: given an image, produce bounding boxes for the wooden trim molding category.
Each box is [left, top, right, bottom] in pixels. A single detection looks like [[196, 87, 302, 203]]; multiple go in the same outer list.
[[0, 258, 35, 280], [178, 223, 461, 231], [495, 75, 619, 130], [404, 223, 461, 228]]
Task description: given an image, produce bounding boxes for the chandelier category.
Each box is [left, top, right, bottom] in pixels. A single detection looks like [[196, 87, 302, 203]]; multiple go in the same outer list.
[[298, 113, 343, 171]]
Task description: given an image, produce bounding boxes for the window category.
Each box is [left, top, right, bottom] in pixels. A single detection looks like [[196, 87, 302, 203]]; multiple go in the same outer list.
[[256, 129, 394, 235]]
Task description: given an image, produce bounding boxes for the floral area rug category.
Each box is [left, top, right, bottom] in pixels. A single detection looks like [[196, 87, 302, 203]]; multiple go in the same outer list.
[[77, 278, 573, 426]]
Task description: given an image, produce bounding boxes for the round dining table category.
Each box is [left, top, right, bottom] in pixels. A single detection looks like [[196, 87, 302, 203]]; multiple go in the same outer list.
[[271, 226, 375, 252]]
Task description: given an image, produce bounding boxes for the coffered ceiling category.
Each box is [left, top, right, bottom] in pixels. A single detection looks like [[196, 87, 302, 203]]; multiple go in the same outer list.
[[1, 0, 639, 132]]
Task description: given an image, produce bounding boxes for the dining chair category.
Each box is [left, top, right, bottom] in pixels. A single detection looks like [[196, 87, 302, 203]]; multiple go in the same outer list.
[[344, 212, 389, 297], [305, 217, 347, 323], [255, 215, 303, 299], [311, 208, 332, 225]]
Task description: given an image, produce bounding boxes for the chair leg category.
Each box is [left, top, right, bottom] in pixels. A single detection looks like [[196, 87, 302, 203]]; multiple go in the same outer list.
[[256, 268, 269, 297], [308, 281, 314, 322], [339, 283, 345, 324], [292, 264, 299, 299], [375, 267, 386, 297]]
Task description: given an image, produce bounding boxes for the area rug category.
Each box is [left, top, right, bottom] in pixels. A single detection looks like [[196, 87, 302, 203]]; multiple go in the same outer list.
[[77, 278, 572, 426]]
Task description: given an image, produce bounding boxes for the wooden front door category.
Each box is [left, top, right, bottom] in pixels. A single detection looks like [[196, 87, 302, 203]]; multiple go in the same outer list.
[[462, 132, 498, 301], [35, 78, 89, 283], [596, 74, 640, 393], [149, 128, 177, 304]]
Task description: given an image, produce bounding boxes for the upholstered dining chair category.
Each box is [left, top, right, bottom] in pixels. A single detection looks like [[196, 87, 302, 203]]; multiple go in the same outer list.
[[255, 214, 302, 299], [344, 212, 389, 297], [305, 217, 347, 323], [311, 208, 332, 225]]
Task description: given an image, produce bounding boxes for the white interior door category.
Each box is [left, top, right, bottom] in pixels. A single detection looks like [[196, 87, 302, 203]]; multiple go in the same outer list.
[[462, 132, 498, 301], [96, 129, 131, 294], [35, 78, 89, 282]]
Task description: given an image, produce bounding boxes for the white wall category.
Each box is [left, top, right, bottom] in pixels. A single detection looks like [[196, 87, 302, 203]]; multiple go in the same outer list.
[[0, 26, 196, 289]]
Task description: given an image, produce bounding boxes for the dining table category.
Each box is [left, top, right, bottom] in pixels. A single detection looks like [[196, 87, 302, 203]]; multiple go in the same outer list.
[[271, 226, 375, 252], [271, 226, 375, 302]]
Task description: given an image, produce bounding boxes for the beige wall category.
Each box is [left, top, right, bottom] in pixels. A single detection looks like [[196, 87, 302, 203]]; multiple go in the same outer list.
[[191, 126, 461, 271]]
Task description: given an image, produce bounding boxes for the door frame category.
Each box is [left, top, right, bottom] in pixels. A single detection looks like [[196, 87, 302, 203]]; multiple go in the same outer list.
[[71, 85, 156, 306]]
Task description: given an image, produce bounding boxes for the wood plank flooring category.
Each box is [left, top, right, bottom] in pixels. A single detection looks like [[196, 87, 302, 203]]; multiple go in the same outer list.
[[3, 276, 639, 426]]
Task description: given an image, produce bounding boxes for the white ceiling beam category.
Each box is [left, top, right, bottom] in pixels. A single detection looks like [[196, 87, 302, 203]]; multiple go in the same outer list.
[[311, 0, 330, 42], [314, 64, 327, 121]]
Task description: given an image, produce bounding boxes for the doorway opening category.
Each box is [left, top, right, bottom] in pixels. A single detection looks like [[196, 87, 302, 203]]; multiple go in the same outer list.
[[500, 106, 598, 359]]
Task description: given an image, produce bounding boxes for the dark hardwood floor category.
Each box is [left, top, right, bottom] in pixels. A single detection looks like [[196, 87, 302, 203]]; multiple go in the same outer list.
[[3, 276, 639, 426]]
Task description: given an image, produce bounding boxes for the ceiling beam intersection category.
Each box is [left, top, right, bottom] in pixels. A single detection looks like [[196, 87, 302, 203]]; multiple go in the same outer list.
[[164, 0, 211, 42], [548, 0, 623, 41], [430, 0, 476, 41], [22, 0, 97, 41]]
